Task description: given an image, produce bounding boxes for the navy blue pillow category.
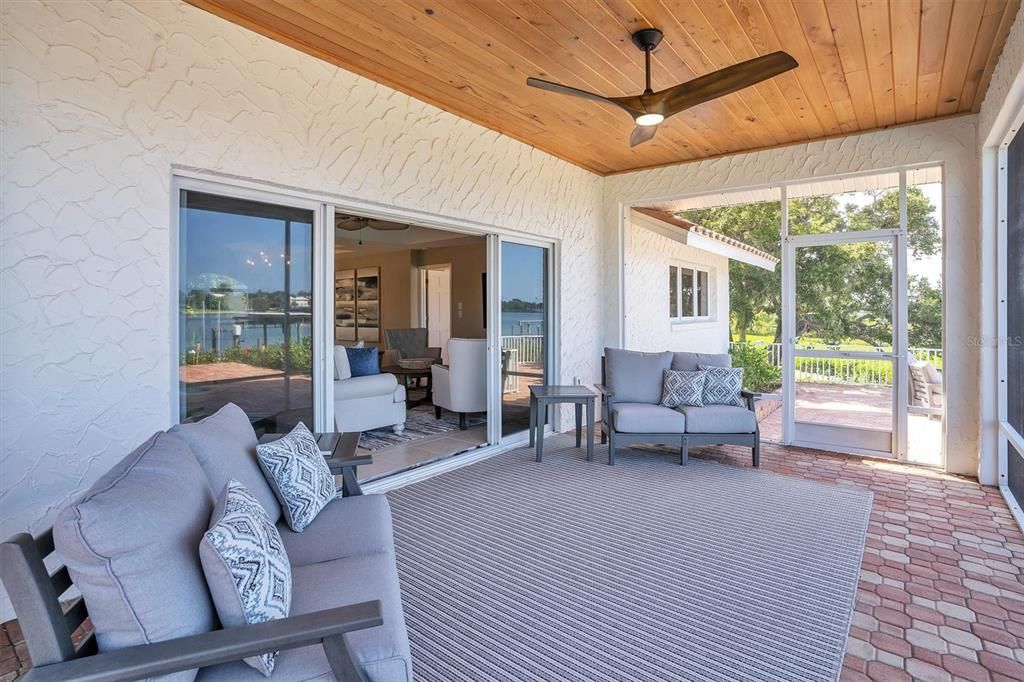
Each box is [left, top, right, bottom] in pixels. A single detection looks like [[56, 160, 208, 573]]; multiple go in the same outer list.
[[346, 347, 379, 377]]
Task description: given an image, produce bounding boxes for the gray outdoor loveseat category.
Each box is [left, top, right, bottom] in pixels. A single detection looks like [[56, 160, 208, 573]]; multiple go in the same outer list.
[[597, 348, 760, 466], [0, 404, 411, 682]]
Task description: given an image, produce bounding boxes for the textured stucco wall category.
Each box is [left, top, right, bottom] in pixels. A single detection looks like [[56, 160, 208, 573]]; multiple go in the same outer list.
[[625, 222, 730, 353], [604, 118, 980, 477], [979, 7, 1024, 144], [0, 0, 604, 620]]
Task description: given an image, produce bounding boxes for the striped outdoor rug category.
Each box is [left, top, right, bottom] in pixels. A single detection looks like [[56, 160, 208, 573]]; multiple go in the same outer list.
[[387, 435, 872, 682]]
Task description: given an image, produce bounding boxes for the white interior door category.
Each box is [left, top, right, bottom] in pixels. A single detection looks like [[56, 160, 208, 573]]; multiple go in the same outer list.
[[425, 266, 451, 363]]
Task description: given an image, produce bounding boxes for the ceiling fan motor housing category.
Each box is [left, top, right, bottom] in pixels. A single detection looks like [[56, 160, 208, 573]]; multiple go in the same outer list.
[[631, 28, 663, 52]]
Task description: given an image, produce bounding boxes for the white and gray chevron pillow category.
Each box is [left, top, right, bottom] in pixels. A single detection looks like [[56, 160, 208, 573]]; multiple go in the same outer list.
[[256, 422, 336, 533], [660, 369, 706, 408], [699, 365, 745, 407], [200, 480, 292, 677]]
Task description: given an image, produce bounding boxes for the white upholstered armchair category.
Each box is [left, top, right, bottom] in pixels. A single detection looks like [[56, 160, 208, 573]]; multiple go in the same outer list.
[[431, 338, 487, 430], [333, 345, 406, 433]]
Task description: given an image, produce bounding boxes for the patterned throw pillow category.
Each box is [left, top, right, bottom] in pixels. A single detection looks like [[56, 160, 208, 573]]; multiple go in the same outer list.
[[256, 422, 336, 533], [700, 365, 745, 407], [200, 480, 291, 677], [660, 369, 706, 408]]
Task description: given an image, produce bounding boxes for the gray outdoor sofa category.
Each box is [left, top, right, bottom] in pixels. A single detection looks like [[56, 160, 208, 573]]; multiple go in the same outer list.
[[597, 348, 760, 467], [0, 404, 411, 682]]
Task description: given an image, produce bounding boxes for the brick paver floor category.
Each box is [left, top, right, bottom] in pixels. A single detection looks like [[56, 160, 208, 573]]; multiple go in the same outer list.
[[2, 440, 1022, 681]]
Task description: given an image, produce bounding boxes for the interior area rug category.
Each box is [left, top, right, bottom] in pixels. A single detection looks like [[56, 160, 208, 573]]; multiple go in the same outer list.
[[386, 434, 873, 682], [358, 405, 486, 450]]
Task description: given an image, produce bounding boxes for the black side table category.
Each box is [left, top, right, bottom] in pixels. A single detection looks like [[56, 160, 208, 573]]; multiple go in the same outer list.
[[529, 385, 597, 462]]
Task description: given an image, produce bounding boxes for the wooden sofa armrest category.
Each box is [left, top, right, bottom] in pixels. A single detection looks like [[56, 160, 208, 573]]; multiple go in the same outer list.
[[26, 601, 383, 682], [594, 384, 614, 398], [327, 455, 371, 497]]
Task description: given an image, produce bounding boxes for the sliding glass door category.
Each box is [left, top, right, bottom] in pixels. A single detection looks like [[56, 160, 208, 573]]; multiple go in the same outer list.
[[499, 241, 550, 437], [178, 190, 316, 434]]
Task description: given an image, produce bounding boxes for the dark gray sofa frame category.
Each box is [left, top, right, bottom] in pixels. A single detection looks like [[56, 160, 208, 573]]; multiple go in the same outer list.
[[0, 457, 378, 682], [596, 359, 760, 467]]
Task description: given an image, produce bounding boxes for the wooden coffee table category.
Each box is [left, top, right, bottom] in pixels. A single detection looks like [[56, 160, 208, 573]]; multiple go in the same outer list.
[[381, 365, 434, 408]]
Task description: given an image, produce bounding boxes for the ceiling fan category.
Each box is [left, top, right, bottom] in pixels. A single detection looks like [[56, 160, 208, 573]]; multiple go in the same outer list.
[[335, 215, 410, 232], [526, 28, 798, 147]]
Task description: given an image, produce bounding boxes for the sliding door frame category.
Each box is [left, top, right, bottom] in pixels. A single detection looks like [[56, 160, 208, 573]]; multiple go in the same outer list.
[[170, 174, 329, 430], [174, 168, 561, 454], [492, 234, 561, 444]]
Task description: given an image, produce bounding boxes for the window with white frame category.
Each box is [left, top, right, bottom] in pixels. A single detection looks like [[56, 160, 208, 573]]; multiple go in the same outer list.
[[669, 264, 710, 320]]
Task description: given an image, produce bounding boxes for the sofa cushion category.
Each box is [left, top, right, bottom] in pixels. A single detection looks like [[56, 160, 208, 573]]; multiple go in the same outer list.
[[604, 348, 672, 404], [200, 480, 292, 677], [347, 346, 380, 377], [660, 369, 706, 408], [612, 403, 687, 433], [680, 404, 757, 434], [256, 423, 336, 533], [700, 365, 746, 407], [671, 351, 731, 372], [335, 373, 400, 401], [198, 537, 411, 682], [169, 403, 283, 524], [54, 432, 217, 682], [279, 494, 395, 567], [334, 345, 352, 381]]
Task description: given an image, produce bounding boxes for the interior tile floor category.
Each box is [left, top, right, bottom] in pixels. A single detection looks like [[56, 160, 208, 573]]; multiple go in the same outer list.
[[4, 437, 1023, 681], [356, 424, 488, 482]]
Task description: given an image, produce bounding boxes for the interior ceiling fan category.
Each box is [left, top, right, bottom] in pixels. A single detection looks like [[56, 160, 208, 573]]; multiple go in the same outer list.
[[526, 28, 798, 148], [335, 215, 410, 232]]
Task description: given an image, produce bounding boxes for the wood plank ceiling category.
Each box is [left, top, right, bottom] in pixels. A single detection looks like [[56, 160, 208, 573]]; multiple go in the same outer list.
[[186, 0, 1021, 175]]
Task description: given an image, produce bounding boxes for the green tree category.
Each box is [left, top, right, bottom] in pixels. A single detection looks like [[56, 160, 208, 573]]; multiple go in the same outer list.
[[679, 187, 941, 347], [908, 276, 943, 347]]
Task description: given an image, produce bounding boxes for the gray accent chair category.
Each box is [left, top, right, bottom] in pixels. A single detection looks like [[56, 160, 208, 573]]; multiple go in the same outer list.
[[597, 348, 760, 467], [0, 403, 412, 682], [381, 328, 442, 367]]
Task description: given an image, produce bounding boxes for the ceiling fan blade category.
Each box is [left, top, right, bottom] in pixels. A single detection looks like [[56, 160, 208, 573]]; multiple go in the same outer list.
[[630, 124, 658, 147], [653, 51, 798, 118], [526, 77, 612, 105], [527, 77, 642, 118]]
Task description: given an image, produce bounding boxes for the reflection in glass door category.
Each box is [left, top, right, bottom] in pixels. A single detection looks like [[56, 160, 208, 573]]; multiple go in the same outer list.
[[178, 191, 315, 434], [500, 242, 549, 436]]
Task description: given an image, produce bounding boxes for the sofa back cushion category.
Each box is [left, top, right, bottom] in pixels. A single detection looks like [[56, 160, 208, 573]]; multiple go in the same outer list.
[[169, 403, 282, 524], [604, 348, 673, 404], [334, 345, 352, 380], [333, 341, 365, 381], [346, 346, 380, 377], [54, 432, 217, 681], [671, 351, 732, 372]]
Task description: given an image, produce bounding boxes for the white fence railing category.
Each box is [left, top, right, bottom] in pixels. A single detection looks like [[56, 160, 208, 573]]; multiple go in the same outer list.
[[502, 335, 544, 364], [730, 342, 943, 387]]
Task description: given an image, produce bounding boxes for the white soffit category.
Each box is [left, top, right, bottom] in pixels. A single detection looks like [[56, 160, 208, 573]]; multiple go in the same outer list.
[[645, 186, 782, 213], [629, 208, 778, 271]]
